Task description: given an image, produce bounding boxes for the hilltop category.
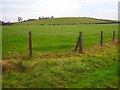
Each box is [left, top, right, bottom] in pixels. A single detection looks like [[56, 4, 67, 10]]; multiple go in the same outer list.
[[12, 17, 118, 26]]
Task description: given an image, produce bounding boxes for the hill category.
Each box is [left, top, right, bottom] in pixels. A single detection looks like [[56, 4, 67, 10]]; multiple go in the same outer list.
[[12, 17, 118, 26]]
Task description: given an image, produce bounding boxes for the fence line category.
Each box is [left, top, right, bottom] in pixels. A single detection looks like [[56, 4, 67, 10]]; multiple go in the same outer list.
[[74, 30, 116, 53], [27, 30, 116, 56]]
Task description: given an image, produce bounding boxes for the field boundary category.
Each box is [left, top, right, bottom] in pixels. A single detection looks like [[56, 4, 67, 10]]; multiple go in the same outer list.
[[2, 41, 118, 60], [74, 31, 116, 54]]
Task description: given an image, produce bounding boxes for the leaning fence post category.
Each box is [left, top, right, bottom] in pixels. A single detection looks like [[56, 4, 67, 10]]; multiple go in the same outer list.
[[100, 31, 103, 46], [74, 37, 79, 52], [79, 32, 83, 53], [113, 30, 115, 42], [29, 31, 32, 57]]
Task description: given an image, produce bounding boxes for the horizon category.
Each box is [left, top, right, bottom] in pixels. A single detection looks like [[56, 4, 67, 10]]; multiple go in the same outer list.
[[0, 0, 119, 22], [0, 16, 118, 23]]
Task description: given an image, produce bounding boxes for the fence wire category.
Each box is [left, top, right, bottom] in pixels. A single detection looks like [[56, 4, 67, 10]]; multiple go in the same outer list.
[[2, 30, 118, 58]]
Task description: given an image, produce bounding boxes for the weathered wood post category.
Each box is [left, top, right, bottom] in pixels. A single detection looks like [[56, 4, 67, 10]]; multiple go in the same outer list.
[[100, 31, 103, 46], [74, 37, 79, 52], [29, 31, 32, 57], [79, 32, 83, 53], [113, 30, 115, 42]]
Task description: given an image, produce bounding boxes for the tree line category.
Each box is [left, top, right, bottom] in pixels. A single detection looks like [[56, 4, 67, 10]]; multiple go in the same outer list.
[[0, 16, 54, 25]]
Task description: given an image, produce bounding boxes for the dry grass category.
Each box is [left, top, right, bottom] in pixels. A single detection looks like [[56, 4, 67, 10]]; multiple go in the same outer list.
[[2, 41, 118, 88], [3, 41, 118, 60], [1, 41, 118, 73], [0, 60, 13, 73]]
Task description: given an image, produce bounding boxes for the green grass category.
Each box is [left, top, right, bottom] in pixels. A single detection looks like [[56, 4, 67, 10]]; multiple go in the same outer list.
[[2, 42, 118, 88], [12, 17, 118, 26], [2, 22, 118, 88], [2, 24, 118, 58]]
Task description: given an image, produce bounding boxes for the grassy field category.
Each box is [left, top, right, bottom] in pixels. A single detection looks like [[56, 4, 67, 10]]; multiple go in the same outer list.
[[12, 17, 118, 26], [2, 24, 118, 58], [2, 42, 118, 88], [1, 18, 119, 88]]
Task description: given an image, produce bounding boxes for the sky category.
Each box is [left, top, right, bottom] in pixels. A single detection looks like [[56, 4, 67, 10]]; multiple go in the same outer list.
[[0, 0, 119, 22]]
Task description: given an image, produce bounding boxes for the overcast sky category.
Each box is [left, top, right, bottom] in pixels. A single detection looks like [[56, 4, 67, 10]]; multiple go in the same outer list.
[[0, 0, 119, 22]]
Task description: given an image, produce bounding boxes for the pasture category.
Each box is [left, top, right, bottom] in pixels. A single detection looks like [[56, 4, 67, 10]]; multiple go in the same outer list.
[[2, 23, 118, 88], [12, 17, 118, 26], [2, 24, 118, 58]]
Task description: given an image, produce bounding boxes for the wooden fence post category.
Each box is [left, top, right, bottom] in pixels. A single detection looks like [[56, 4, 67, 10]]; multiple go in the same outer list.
[[74, 37, 80, 52], [79, 32, 83, 53], [100, 31, 103, 46], [29, 31, 32, 57], [113, 30, 115, 42]]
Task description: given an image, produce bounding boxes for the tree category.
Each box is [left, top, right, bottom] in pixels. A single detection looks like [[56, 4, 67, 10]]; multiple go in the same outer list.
[[51, 16, 54, 18], [38, 17, 41, 20], [18, 17, 22, 22]]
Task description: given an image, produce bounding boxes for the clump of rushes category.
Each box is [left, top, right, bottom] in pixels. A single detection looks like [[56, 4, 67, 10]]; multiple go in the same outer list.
[[15, 61, 26, 73]]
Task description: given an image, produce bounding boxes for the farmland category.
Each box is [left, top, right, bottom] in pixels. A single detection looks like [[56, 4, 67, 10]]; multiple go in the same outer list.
[[1, 17, 119, 88], [2, 24, 118, 58], [12, 17, 118, 26]]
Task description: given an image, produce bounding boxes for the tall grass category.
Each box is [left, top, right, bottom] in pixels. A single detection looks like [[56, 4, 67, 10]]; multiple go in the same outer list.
[[2, 42, 118, 88]]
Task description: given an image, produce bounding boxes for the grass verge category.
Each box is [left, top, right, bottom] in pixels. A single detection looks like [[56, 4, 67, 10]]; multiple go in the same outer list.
[[2, 42, 118, 88]]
